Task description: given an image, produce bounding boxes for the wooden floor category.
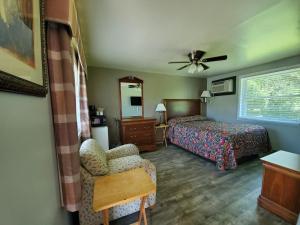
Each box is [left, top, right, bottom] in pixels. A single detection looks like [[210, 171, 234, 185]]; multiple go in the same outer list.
[[111, 145, 290, 225]]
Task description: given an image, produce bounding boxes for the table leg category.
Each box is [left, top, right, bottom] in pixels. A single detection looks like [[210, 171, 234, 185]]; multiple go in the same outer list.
[[163, 127, 168, 148], [102, 209, 109, 225], [137, 196, 147, 225]]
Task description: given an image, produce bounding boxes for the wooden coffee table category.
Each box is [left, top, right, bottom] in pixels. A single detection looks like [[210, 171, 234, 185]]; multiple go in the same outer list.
[[93, 168, 156, 225]]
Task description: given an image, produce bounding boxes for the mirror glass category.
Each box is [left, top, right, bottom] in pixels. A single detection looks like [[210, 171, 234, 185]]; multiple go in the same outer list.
[[120, 81, 143, 118]]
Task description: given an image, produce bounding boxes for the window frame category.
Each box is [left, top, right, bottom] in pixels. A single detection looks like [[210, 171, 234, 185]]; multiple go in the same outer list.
[[72, 48, 82, 137], [237, 65, 300, 126]]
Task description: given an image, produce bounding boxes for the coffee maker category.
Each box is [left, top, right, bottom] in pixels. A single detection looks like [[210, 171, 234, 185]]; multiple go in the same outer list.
[[89, 105, 107, 127]]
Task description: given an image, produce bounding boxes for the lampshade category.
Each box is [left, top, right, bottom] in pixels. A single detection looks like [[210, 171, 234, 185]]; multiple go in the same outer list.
[[155, 103, 166, 112], [201, 90, 212, 98], [188, 64, 197, 73]]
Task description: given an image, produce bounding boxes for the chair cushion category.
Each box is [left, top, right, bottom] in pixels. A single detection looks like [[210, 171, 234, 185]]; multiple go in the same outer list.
[[106, 144, 139, 160], [80, 139, 108, 176], [108, 155, 145, 174]]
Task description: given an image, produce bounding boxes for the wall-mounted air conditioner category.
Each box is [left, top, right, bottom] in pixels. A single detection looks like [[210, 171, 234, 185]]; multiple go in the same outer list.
[[211, 76, 236, 96]]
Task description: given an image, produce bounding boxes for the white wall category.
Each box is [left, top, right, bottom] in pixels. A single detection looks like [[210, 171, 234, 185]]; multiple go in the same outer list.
[[207, 56, 300, 154], [0, 92, 71, 225]]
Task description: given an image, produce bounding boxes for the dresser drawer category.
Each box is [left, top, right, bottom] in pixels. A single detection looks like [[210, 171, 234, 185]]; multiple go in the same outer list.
[[125, 136, 154, 146], [126, 131, 153, 139], [125, 123, 153, 133], [125, 132, 154, 144]]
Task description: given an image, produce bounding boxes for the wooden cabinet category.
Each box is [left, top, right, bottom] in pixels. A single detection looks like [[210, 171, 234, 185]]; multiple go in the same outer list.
[[120, 118, 156, 152], [258, 150, 300, 224]]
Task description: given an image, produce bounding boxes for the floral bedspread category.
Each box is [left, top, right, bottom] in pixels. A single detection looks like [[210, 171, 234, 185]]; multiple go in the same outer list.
[[168, 116, 270, 170]]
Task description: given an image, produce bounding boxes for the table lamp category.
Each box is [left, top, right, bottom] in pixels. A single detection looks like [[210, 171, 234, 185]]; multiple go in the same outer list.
[[155, 103, 166, 125], [201, 90, 212, 103]]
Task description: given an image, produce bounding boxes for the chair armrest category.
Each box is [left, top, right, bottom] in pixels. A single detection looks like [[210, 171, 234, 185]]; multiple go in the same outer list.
[[106, 144, 139, 160]]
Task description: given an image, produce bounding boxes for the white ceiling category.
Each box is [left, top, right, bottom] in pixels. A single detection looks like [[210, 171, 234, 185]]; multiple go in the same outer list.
[[77, 0, 300, 77]]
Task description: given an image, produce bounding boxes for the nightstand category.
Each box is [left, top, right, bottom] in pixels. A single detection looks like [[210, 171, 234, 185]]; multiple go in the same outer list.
[[155, 124, 168, 148]]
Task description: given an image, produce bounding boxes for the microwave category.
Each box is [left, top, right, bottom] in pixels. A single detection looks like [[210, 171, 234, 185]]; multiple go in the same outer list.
[[90, 115, 107, 127]]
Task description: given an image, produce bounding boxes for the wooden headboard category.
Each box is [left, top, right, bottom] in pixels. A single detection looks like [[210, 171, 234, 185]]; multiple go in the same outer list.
[[163, 99, 201, 122]]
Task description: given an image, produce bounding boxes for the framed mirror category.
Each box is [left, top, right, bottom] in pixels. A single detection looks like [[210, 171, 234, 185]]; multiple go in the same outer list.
[[119, 76, 144, 119]]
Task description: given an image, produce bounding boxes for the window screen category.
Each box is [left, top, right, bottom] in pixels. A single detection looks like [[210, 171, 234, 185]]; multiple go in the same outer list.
[[239, 68, 300, 124]]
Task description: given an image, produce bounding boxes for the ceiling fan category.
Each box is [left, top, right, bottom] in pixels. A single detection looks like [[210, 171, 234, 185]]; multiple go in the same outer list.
[[168, 50, 227, 73], [128, 83, 141, 88]]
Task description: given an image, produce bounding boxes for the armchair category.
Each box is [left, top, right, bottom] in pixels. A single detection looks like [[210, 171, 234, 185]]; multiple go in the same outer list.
[[79, 139, 156, 225]]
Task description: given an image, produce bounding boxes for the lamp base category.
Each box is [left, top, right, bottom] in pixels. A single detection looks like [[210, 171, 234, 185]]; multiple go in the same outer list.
[[201, 98, 208, 103]]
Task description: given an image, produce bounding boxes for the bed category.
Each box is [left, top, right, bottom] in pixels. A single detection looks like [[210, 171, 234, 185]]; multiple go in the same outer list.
[[164, 99, 270, 170]]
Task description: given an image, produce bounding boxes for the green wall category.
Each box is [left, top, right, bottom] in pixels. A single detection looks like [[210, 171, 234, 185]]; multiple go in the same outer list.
[[0, 92, 71, 225], [87, 67, 207, 146]]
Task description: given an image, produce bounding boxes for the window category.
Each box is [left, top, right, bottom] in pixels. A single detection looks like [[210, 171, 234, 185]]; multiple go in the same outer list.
[[73, 56, 81, 136], [239, 68, 300, 124]]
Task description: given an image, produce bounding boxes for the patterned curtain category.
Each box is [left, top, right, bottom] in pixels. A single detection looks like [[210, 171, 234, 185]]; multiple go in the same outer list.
[[79, 64, 91, 140], [47, 22, 81, 212]]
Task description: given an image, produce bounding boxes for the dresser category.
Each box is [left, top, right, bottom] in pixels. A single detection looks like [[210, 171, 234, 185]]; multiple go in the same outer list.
[[258, 150, 300, 224], [120, 118, 156, 152]]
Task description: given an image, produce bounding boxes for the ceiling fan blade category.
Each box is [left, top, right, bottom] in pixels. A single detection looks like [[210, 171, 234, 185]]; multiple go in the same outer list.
[[168, 61, 190, 64], [202, 55, 227, 62], [188, 52, 193, 61], [194, 50, 206, 60], [200, 63, 209, 70], [177, 64, 192, 70]]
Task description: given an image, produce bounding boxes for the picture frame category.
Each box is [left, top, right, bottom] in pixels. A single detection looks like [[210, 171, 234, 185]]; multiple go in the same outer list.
[[211, 76, 236, 96], [0, 0, 48, 97]]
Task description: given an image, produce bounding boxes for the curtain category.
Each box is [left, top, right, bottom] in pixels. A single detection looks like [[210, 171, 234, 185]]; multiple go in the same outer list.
[[46, 0, 87, 73], [47, 22, 81, 212]]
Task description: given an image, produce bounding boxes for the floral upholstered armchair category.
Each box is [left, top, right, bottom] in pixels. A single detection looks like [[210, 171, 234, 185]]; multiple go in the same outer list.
[[79, 139, 156, 225]]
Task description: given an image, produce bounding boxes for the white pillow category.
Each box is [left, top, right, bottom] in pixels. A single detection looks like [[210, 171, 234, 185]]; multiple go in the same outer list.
[[79, 139, 109, 176]]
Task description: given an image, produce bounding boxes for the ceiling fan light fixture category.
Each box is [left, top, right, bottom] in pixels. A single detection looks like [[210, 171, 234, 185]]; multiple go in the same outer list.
[[168, 50, 227, 73], [197, 64, 204, 72], [188, 64, 197, 73]]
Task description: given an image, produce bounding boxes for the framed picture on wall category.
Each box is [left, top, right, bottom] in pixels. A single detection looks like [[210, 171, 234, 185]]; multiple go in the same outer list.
[[0, 0, 48, 97], [211, 76, 236, 96]]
